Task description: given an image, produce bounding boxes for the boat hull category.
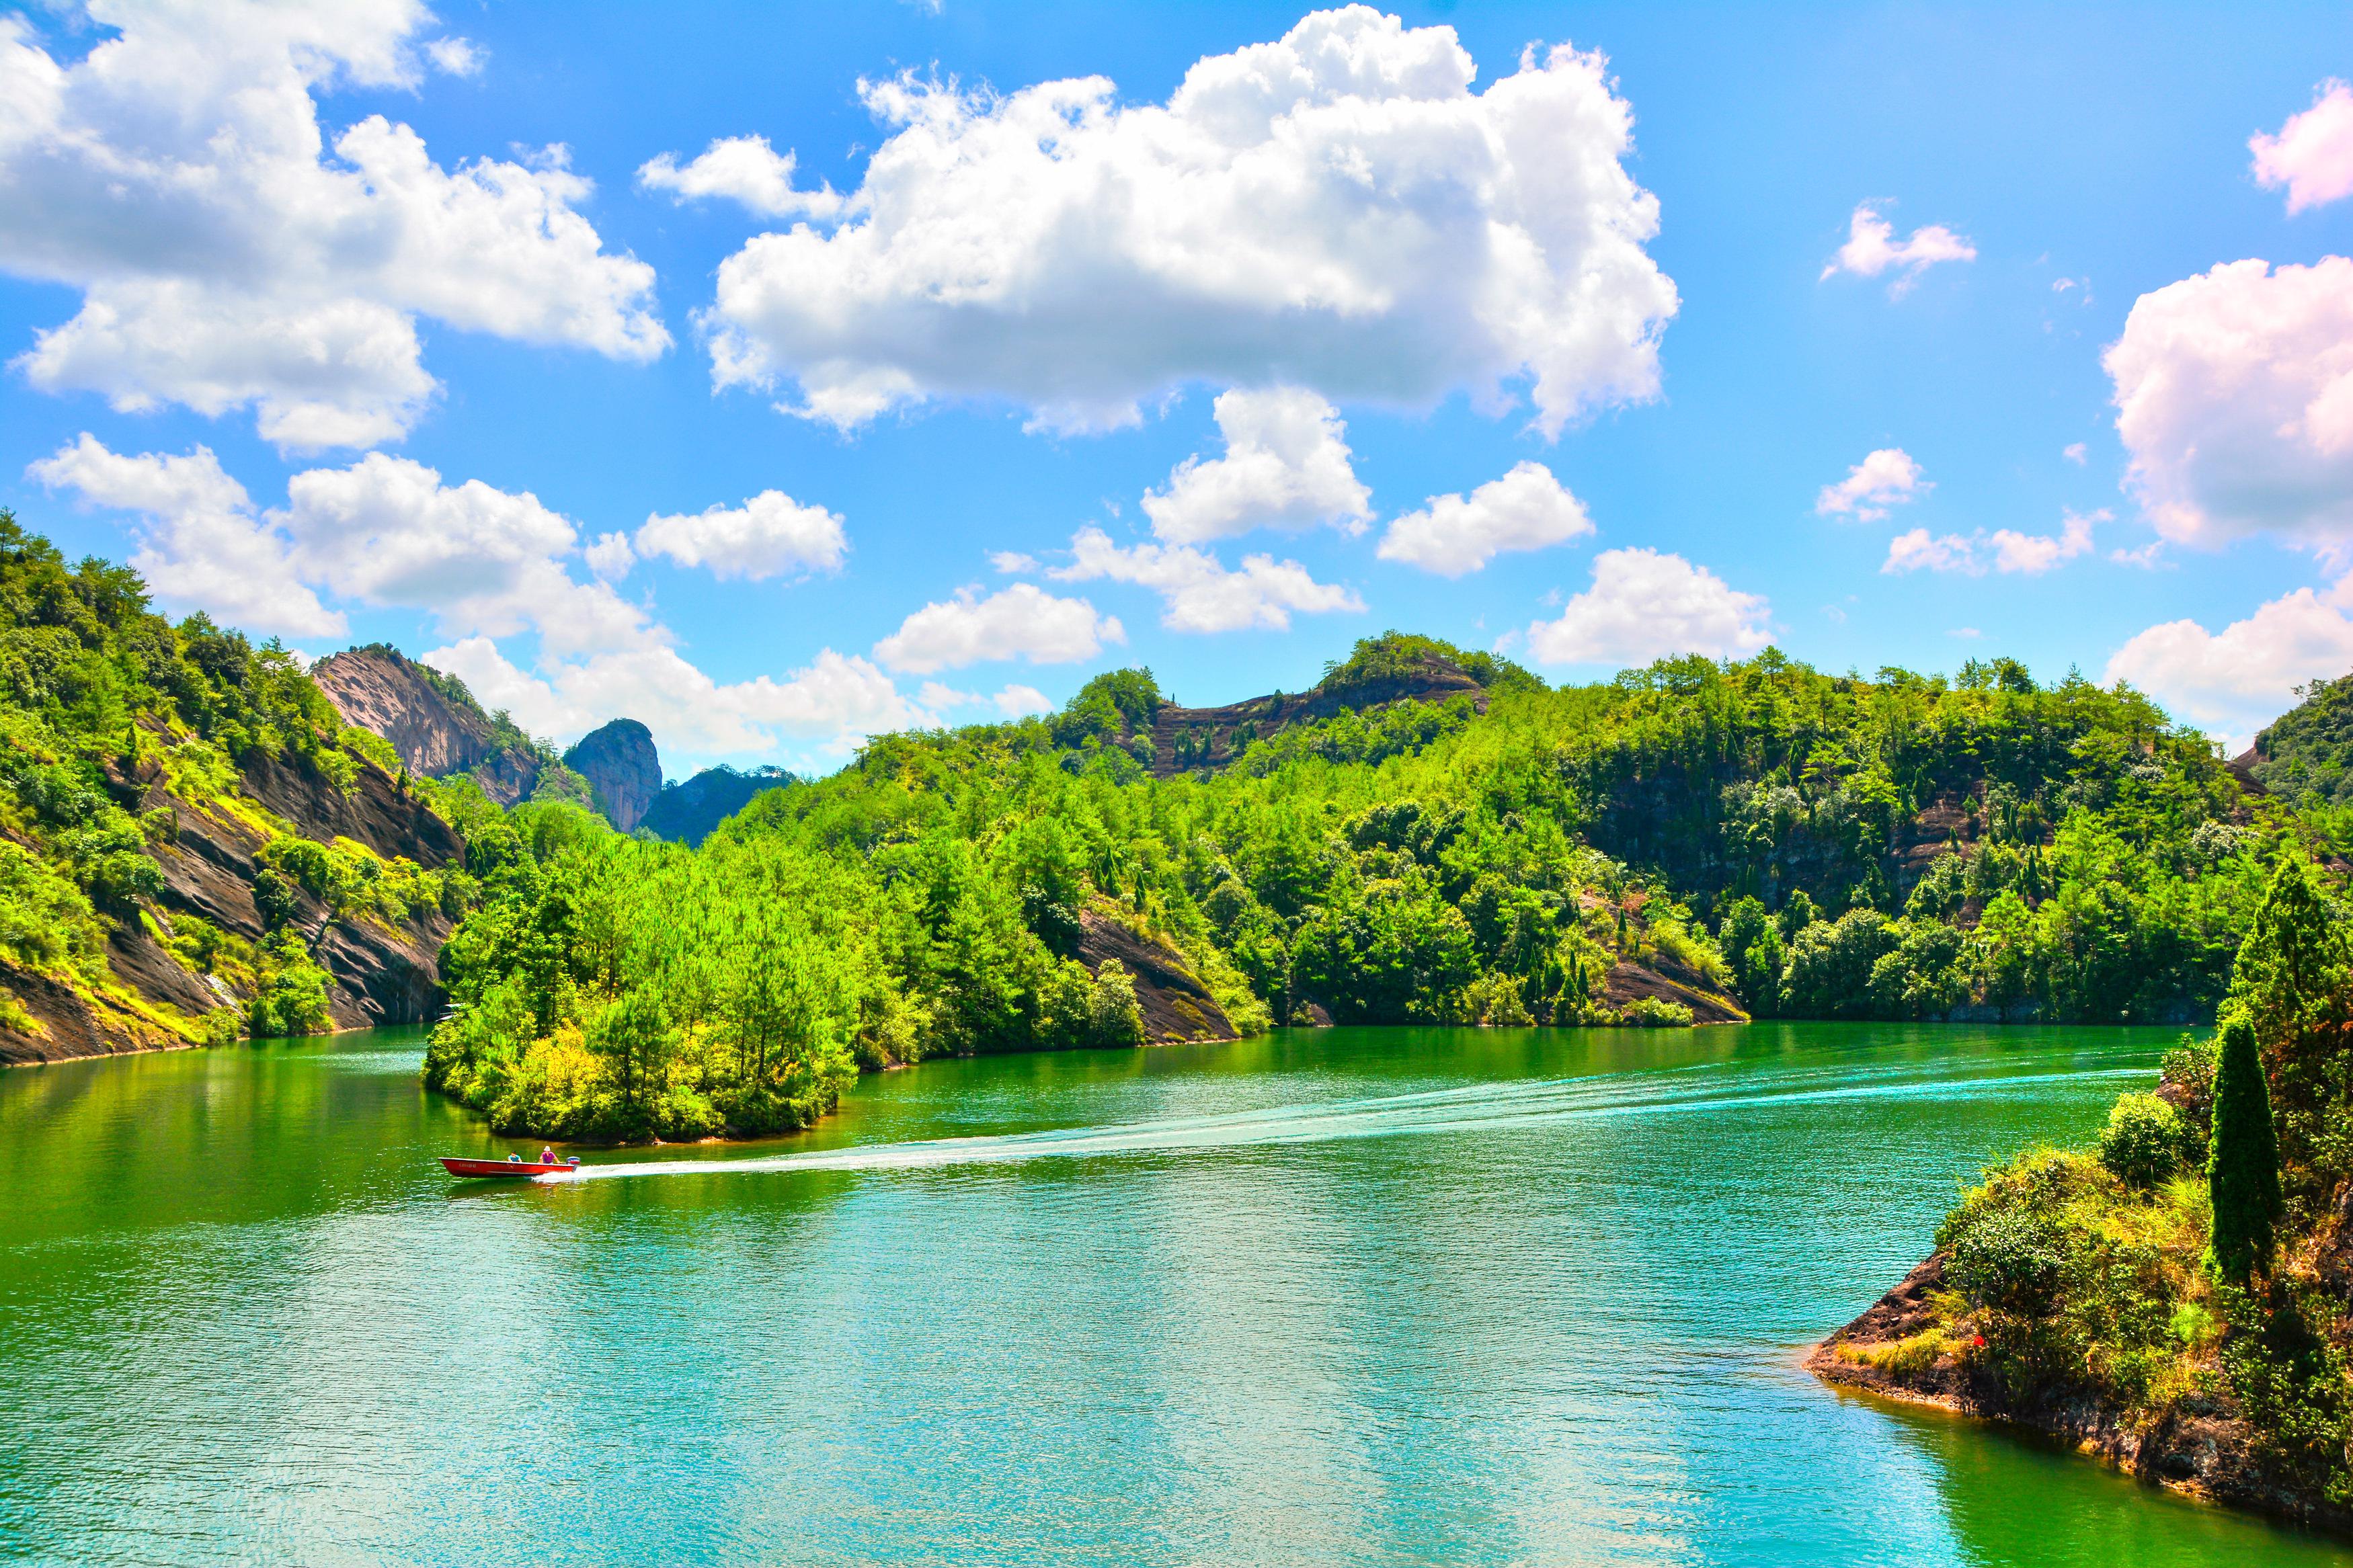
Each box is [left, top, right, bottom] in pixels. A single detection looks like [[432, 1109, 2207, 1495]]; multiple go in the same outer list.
[[440, 1157, 577, 1178]]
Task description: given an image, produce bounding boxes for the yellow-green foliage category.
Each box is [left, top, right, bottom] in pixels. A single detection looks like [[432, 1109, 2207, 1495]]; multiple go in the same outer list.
[[1842, 1330, 1950, 1378], [257, 833, 452, 927], [1617, 995, 1696, 1028], [245, 933, 333, 1038], [337, 725, 401, 778], [1936, 1141, 2212, 1413], [0, 513, 440, 1040], [0, 838, 107, 980]]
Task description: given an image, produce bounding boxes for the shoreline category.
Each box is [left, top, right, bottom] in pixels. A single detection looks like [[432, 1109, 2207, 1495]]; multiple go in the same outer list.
[[1807, 1251, 2353, 1539]]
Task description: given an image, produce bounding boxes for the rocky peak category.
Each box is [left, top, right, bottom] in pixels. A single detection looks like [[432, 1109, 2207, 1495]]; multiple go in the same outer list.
[[563, 719, 662, 831], [311, 645, 543, 805]]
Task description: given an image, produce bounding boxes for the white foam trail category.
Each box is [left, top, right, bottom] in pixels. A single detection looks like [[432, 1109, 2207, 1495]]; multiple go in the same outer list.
[[539, 1050, 2149, 1186]]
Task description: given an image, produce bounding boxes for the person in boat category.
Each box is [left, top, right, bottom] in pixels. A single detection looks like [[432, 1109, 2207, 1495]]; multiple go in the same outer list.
[[539, 1146, 556, 1165]]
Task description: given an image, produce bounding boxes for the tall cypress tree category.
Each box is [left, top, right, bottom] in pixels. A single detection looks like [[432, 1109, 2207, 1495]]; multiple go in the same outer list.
[[2208, 1012, 2284, 1284]]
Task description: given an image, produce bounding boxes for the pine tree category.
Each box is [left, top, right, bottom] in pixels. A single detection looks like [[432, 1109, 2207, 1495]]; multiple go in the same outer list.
[[2208, 1011, 2284, 1284]]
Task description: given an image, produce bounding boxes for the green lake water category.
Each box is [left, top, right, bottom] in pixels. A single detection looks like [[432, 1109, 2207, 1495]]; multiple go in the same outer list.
[[3, 1022, 2350, 1567]]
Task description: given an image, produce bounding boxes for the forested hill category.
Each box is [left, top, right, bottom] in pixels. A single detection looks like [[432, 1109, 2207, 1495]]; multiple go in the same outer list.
[[427, 630, 2337, 1143], [2239, 673, 2353, 811], [0, 515, 475, 1063], [0, 500, 2336, 1130]]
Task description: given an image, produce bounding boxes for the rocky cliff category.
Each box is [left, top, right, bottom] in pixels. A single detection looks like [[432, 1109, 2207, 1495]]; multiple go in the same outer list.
[[564, 719, 662, 831], [1135, 658, 1488, 779], [0, 728, 461, 1065], [1076, 911, 1238, 1044], [312, 644, 543, 804]]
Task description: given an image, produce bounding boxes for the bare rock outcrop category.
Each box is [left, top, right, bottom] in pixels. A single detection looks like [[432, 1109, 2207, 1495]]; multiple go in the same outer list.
[[1077, 911, 1238, 1044], [563, 718, 662, 831], [311, 644, 543, 804], [1140, 658, 1487, 779]]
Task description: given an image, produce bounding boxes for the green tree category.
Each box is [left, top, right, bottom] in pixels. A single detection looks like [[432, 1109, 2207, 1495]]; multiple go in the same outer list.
[[2227, 856, 2351, 1201], [1715, 895, 1784, 1017], [2098, 1091, 2188, 1190], [1086, 959, 1146, 1046], [2208, 1012, 2284, 1284], [586, 983, 674, 1139], [251, 868, 298, 932], [1780, 908, 1895, 1018]]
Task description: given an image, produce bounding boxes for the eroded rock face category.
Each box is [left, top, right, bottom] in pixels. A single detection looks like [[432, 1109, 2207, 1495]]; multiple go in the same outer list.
[[1139, 658, 1489, 780], [311, 645, 541, 804], [1076, 912, 1237, 1044], [0, 737, 463, 1066], [563, 719, 661, 831]]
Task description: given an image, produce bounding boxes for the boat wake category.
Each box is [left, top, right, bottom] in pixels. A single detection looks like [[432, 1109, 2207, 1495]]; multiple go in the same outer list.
[[541, 1049, 2148, 1185]]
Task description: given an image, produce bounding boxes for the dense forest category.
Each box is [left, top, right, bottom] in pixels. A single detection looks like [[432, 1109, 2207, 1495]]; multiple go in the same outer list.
[[1817, 858, 2353, 1524], [0, 513, 477, 1050], [2243, 673, 2353, 813], [426, 629, 2329, 1142], [0, 513, 2334, 1144]]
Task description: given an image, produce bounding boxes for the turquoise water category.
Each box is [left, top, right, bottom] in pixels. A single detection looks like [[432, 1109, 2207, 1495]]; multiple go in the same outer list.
[[2, 1023, 2348, 1566]]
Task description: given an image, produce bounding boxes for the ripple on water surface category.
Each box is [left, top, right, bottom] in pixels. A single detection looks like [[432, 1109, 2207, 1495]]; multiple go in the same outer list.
[[1, 1022, 2348, 1567]]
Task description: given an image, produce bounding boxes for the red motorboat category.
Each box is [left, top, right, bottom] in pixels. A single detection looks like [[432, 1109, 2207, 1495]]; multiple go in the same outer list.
[[440, 1155, 581, 1178]]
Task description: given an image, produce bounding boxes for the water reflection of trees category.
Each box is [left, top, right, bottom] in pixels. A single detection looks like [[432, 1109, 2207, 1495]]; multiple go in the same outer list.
[[1862, 1390, 2350, 1567]]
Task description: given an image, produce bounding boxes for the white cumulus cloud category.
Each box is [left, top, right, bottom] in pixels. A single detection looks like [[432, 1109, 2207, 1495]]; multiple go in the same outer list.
[[637, 134, 846, 220], [918, 681, 1059, 719], [32, 434, 924, 764], [635, 491, 848, 581], [424, 36, 482, 77], [1377, 460, 1591, 577], [1052, 526, 1361, 633], [2106, 582, 2353, 745], [992, 683, 1053, 717], [27, 434, 338, 637], [2251, 81, 2353, 215], [428, 637, 934, 760], [2104, 257, 2353, 548], [1816, 448, 1929, 520], [873, 582, 1123, 674], [1141, 388, 1369, 543], [1524, 547, 1769, 666], [1881, 509, 2103, 576], [0, 2, 666, 450], [692, 6, 1677, 434], [1882, 529, 1977, 576], [584, 531, 636, 581], [1821, 203, 1977, 297]]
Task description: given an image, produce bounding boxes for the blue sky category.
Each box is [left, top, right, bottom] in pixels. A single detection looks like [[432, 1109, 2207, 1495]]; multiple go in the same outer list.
[[1, 1, 2350, 776]]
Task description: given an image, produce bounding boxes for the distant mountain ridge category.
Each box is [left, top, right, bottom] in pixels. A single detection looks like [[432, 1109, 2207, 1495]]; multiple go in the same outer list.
[[641, 765, 797, 846], [1139, 658, 1488, 778]]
